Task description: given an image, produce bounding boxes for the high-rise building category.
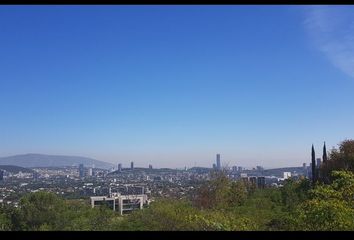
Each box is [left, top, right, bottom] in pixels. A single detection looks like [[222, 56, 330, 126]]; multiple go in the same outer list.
[[88, 168, 93, 176], [212, 163, 216, 169], [216, 154, 221, 170], [257, 177, 265, 189], [0, 170, 3, 181], [79, 164, 85, 178], [302, 163, 307, 176], [316, 158, 321, 168], [131, 161, 134, 170], [238, 166, 243, 172], [232, 166, 238, 172], [118, 163, 122, 172], [149, 164, 152, 169]]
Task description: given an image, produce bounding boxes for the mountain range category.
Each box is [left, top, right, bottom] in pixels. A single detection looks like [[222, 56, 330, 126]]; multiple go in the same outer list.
[[0, 153, 114, 169]]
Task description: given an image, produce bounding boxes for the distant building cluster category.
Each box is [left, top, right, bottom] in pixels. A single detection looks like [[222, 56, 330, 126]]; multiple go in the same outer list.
[[1, 152, 318, 209]]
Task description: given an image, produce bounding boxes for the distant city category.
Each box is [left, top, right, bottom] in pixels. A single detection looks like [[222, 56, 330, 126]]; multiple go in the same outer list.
[[0, 144, 326, 212]]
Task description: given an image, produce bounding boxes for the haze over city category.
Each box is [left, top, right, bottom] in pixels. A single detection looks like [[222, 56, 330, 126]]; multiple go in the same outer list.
[[1, 5, 354, 169]]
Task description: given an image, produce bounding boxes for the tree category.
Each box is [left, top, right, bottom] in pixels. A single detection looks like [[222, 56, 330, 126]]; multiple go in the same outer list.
[[280, 178, 311, 211], [320, 139, 354, 183], [227, 180, 247, 207], [323, 142, 328, 163], [312, 144, 316, 185], [293, 171, 354, 230], [0, 206, 11, 231], [17, 191, 68, 230], [193, 170, 231, 209]]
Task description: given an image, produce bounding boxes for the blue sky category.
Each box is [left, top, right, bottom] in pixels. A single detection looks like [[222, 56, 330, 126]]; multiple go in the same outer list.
[[1, 5, 354, 168]]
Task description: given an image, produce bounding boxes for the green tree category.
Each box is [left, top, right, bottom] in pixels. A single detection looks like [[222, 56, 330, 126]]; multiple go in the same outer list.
[[0, 206, 11, 231], [320, 139, 354, 183], [17, 191, 68, 230], [280, 178, 311, 211], [227, 180, 247, 207], [116, 198, 200, 231], [193, 170, 250, 210], [294, 171, 354, 230]]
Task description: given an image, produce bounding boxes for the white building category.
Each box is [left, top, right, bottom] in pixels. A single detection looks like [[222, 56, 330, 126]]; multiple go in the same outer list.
[[283, 172, 291, 179], [90, 192, 148, 215]]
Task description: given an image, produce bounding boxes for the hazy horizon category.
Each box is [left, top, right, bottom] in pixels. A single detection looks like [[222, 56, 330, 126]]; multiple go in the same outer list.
[[1, 6, 354, 169]]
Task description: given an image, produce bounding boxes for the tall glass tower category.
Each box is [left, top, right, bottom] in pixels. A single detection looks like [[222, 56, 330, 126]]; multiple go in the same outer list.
[[216, 154, 221, 170]]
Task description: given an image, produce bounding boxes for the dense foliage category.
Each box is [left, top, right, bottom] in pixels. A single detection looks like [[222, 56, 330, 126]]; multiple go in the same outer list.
[[320, 139, 354, 183]]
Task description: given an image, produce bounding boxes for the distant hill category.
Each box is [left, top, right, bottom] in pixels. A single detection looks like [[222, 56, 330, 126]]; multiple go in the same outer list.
[[0, 165, 35, 174], [0, 154, 114, 169]]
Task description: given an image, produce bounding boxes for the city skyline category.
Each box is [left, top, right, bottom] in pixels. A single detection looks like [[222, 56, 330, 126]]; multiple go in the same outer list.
[[1, 6, 354, 169]]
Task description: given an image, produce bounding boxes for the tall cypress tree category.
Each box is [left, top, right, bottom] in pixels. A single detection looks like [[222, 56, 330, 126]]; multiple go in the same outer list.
[[323, 141, 328, 163], [312, 144, 316, 185]]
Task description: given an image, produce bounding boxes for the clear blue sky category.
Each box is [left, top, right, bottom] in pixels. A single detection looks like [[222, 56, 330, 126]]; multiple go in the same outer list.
[[1, 5, 354, 169]]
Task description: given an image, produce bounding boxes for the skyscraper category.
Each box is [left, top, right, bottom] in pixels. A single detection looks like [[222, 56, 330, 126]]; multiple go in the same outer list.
[[149, 164, 152, 169], [131, 161, 134, 170], [79, 163, 85, 178], [0, 170, 3, 181], [118, 163, 122, 172], [323, 142, 328, 163], [216, 154, 221, 170]]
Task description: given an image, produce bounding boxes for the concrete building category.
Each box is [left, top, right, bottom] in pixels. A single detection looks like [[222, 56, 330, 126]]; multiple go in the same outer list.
[[131, 162, 134, 170], [90, 193, 148, 215], [257, 176, 265, 189], [242, 176, 266, 189], [79, 164, 85, 178], [283, 172, 291, 179], [88, 168, 93, 176], [118, 163, 122, 172], [216, 154, 221, 170], [249, 176, 257, 185], [238, 166, 243, 172], [0, 170, 3, 181], [149, 164, 152, 169]]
